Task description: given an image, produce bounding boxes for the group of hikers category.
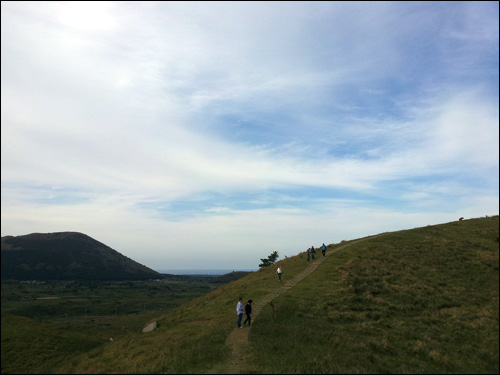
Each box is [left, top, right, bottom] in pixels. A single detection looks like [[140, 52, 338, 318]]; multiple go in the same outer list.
[[307, 243, 327, 262], [279, 243, 327, 282], [236, 243, 328, 328]]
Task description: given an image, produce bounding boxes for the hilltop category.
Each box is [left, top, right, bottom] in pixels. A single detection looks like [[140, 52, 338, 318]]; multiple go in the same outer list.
[[1, 232, 161, 281]]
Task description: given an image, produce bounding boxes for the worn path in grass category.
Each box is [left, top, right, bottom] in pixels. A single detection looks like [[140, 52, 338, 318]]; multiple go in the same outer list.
[[215, 235, 382, 374]]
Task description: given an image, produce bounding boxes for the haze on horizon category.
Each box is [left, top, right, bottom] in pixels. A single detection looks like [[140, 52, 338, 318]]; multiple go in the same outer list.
[[1, 1, 498, 271]]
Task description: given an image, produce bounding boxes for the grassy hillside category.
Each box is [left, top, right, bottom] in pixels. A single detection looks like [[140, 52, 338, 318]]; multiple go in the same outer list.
[[2, 217, 498, 374], [248, 217, 499, 374]]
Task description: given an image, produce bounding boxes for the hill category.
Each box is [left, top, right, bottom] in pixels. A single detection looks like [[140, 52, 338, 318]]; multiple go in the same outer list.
[[212, 271, 251, 284], [1, 217, 498, 374], [1, 232, 161, 281]]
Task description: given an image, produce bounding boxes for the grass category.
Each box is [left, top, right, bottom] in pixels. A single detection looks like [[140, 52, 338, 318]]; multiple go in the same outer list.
[[248, 218, 499, 374], [1, 216, 498, 374], [1, 277, 223, 374]]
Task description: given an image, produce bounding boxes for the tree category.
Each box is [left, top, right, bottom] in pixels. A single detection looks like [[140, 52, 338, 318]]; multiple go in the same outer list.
[[259, 251, 279, 268]]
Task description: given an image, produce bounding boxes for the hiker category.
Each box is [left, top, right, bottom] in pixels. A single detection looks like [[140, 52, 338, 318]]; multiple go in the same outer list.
[[236, 297, 245, 328], [321, 243, 326, 256], [307, 248, 310, 262], [277, 266, 282, 282], [244, 299, 253, 326], [311, 246, 315, 260]]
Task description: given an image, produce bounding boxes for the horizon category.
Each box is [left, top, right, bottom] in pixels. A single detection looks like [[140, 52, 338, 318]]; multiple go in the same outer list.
[[1, 2, 498, 271], [3, 216, 497, 274], [157, 268, 257, 275]]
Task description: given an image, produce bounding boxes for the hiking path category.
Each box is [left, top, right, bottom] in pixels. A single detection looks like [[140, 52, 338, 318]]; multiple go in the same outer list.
[[214, 235, 381, 374]]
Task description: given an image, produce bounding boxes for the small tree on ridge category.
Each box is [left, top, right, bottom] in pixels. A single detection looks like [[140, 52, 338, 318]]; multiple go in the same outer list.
[[259, 251, 279, 268]]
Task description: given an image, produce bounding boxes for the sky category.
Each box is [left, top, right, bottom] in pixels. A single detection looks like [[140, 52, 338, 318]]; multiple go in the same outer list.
[[1, 1, 499, 272]]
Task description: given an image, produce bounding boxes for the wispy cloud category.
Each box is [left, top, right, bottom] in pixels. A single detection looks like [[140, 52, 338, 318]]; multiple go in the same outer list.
[[2, 1, 498, 271]]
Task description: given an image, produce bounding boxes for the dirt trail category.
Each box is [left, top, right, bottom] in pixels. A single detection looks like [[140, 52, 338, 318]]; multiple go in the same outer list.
[[215, 235, 381, 374]]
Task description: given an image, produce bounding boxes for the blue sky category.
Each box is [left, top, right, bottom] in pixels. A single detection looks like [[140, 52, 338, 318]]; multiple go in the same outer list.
[[1, 1, 498, 272]]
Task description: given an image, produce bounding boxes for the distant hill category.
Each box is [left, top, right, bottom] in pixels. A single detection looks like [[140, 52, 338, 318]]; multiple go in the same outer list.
[[1, 232, 161, 281]]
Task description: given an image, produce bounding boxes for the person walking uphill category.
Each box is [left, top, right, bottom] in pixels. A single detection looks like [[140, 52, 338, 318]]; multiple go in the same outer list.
[[321, 243, 327, 256], [243, 299, 253, 326], [277, 266, 282, 282], [236, 297, 245, 328]]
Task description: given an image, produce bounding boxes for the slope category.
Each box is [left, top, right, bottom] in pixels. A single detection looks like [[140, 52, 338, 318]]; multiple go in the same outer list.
[[29, 217, 500, 373], [247, 217, 499, 374], [216, 234, 382, 374]]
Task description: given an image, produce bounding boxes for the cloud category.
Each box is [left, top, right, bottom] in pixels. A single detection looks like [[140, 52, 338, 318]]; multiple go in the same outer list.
[[1, 1, 498, 271]]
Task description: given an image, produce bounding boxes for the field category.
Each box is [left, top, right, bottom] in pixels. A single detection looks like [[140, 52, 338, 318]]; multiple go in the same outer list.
[[1, 275, 229, 374], [2, 216, 499, 374]]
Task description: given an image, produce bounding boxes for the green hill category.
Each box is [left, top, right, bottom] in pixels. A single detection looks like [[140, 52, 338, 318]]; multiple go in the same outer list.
[[1, 217, 498, 374], [1, 232, 161, 281]]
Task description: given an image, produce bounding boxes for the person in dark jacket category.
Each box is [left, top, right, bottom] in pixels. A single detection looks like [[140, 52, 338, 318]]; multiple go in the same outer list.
[[243, 299, 253, 326]]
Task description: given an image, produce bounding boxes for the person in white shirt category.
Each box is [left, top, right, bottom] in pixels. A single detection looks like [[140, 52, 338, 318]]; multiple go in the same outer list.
[[276, 266, 282, 282], [236, 297, 245, 328]]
